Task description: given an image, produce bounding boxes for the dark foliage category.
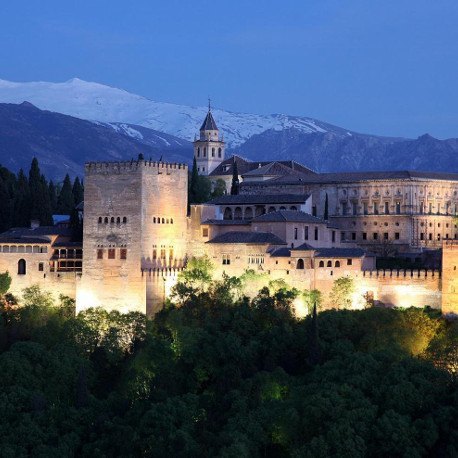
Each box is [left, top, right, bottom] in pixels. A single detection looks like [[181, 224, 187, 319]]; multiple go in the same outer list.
[[0, 285, 456, 456]]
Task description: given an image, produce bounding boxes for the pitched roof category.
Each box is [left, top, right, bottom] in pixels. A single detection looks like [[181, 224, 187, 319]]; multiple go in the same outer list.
[[207, 231, 286, 245], [0, 226, 71, 238], [291, 243, 315, 251], [209, 156, 316, 177], [243, 161, 312, 178], [253, 210, 325, 224], [202, 219, 251, 226], [314, 247, 366, 258], [200, 110, 218, 131], [269, 247, 291, 257], [242, 170, 458, 186], [208, 193, 309, 205], [0, 236, 51, 244]]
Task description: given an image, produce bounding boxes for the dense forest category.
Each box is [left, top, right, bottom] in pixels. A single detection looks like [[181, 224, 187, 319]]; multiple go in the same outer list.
[[0, 158, 83, 233], [0, 260, 457, 457]]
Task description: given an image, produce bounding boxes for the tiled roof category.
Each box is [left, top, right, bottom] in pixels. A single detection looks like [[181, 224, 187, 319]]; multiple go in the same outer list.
[[291, 243, 315, 251], [200, 110, 218, 131], [242, 161, 314, 178], [0, 236, 51, 244], [208, 193, 309, 205], [209, 156, 315, 177], [314, 247, 367, 258], [253, 210, 325, 223], [269, 247, 291, 257], [207, 231, 286, 245], [202, 219, 251, 226], [0, 226, 71, 238], [242, 170, 458, 186]]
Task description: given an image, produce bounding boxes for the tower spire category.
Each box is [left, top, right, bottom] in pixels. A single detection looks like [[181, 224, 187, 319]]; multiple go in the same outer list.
[[208, 97, 211, 112]]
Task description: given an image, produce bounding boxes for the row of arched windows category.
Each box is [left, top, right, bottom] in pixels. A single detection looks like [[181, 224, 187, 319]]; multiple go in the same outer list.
[[295, 259, 345, 269], [153, 217, 174, 224], [98, 216, 128, 224], [1, 245, 47, 253], [196, 147, 222, 158]]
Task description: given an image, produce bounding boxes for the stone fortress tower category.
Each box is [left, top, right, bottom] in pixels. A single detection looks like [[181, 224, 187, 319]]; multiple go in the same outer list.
[[193, 101, 225, 175], [77, 159, 188, 315]]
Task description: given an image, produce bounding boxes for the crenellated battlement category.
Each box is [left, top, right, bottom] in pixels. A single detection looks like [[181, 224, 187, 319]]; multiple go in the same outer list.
[[362, 269, 441, 279], [85, 160, 188, 175]]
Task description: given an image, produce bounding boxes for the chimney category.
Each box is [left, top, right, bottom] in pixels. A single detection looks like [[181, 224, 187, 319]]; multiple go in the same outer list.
[[30, 220, 40, 229]]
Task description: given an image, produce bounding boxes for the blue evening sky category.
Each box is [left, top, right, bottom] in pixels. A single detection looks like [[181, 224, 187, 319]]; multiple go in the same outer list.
[[1, 0, 458, 139]]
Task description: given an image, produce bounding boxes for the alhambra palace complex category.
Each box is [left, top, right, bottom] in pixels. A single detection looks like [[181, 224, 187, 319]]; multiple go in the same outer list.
[[1, 109, 458, 315]]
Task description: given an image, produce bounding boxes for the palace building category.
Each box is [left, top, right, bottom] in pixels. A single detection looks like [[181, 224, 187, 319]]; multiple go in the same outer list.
[[1, 107, 458, 315]]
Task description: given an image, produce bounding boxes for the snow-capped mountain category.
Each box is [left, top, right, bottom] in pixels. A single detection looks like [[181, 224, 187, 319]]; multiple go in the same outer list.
[[0, 78, 341, 148]]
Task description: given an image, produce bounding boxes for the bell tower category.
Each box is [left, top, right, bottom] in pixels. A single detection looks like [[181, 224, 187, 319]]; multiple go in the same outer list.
[[193, 101, 225, 175]]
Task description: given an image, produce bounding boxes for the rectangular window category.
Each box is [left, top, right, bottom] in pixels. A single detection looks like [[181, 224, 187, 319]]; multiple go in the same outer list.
[[352, 202, 358, 215], [420, 202, 424, 214], [429, 233, 432, 240], [373, 233, 378, 240], [97, 249, 103, 260], [384, 232, 389, 240], [152, 246, 157, 260], [312, 206, 317, 217], [351, 232, 356, 241], [160, 248, 166, 259], [429, 203, 432, 214], [373, 203, 379, 215], [347, 259, 353, 266], [342, 202, 348, 215], [38, 262, 44, 272], [108, 249, 115, 259], [222, 254, 231, 265], [169, 247, 174, 261], [395, 202, 401, 214], [120, 248, 127, 260], [304, 226, 309, 240], [314, 227, 319, 241], [363, 202, 368, 215], [340, 231, 345, 241], [362, 232, 367, 240], [332, 231, 335, 243], [384, 202, 389, 214], [202, 228, 209, 237], [294, 227, 298, 240], [420, 233, 425, 240]]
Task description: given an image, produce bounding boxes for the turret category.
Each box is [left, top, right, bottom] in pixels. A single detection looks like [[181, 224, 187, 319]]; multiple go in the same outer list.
[[193, 101, 225, 175]]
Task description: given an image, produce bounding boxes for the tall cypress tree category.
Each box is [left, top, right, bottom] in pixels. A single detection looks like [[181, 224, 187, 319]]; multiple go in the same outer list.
[[189, 157, 199, 204], [48, 180, 58, 214], [324, 193, 329, 221], [13, 169, 31, 227], [28, 158, 53, 225], [57, 174, 75, 214], [306, 303, 322, 366], [230, 157, 239, 196], [72, 176, 84, 205]]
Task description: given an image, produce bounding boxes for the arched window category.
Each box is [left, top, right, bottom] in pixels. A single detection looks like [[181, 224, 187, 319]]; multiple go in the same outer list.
[[234, 207, 242, 220], [223, 207, 233, 220], [110, 217, 115, 224], [104, 217, 108, 224], [162, 218, 165, 224], [218, 147, 222, 158], [279, 206, 286, 210], [158, 218, 161, 224], [153, 217, 156, 223], [290, 206, 297, 211], [327, 260, 332, 267], [319, 261, 324, 268], [98, 217, 102, 224], [268, 206, 276, 213], [116, 217, 121, 224], [123, 217, 127, 224], [18, 259, 26, 275], [335, 260, 341, 267], [166, 219, 169, 224], [197, 147, 200, 157], [212, 147, 215, 157], [171, 218, 174, 224], [244, 207, 253, 220], [203, 147, 207, 157], [296, 259, 305, 269]]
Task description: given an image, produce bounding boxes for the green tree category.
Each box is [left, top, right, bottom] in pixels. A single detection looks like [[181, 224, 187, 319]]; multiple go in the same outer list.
[[330, 277, 355, 309], [57, 174, 75, 214], [230, 158, 239, 195], [13, 168, 31, 227], [0, 271, 11, 297], [211, 178, 226, 198], [28, 158, 53, 225], [72, 176, 84, 205], [324, 192, 329, 220]]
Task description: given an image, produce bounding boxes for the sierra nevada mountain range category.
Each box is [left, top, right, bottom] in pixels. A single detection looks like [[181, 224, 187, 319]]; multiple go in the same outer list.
[[0, 78, 457, 179]]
